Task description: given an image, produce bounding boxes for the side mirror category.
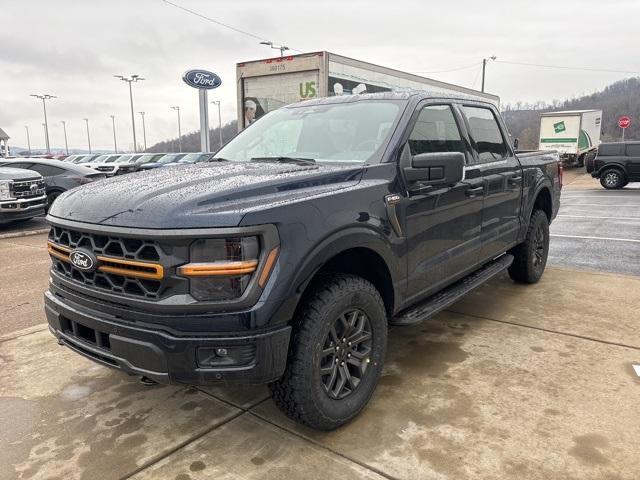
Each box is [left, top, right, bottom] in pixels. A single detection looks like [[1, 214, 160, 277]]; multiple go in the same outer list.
[[403, 151, 464, 188], [513, 138, 519, 150]]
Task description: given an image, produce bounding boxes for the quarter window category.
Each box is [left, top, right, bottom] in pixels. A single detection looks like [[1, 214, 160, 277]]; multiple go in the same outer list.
[[29, 164, 65, 177], [462, 106, 507, 162], [408, 105, 464, 155], [625, 144, 640, 156]]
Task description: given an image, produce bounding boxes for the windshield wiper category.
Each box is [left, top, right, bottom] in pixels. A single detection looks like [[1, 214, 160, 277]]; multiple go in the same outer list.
[[251, 156, 316, 166], [206, 157, 230, 162]]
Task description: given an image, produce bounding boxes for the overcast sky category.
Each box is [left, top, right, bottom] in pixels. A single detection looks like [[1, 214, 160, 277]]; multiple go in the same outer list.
[[2, 0, 640, 152]]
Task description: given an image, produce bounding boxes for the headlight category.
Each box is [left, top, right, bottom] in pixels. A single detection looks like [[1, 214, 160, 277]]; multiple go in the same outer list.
[[0, 180, 11, 200], [178, 237, 262, 301]]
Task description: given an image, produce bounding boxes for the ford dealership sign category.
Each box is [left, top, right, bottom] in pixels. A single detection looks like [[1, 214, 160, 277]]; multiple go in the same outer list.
[[182, 69, 222, 90]]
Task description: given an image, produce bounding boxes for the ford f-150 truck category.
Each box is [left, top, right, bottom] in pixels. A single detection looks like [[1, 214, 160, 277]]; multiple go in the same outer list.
[[44, 92, 561, 430], [0, 167, 47, 224]]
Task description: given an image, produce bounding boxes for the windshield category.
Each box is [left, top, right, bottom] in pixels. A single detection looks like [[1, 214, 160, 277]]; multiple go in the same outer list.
[[77, 155, 99, 163], [216, 100, 403, 164], [178, 153, 209, 163], [104, 155, 120, 163], [157, 154, 184, 164], [116, 155, 132, 163]]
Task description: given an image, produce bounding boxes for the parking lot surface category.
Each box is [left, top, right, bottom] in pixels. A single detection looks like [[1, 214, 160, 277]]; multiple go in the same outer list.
[[1, 170, 639, 479]]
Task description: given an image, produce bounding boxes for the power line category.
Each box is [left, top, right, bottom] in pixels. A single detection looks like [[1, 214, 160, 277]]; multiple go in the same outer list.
[[158, 0, 302, 52], [411, 62, 482, 74], [495, 59, 640, 74]]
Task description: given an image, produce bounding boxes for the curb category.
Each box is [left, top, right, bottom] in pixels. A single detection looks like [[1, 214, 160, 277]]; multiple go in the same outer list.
[[0, 228, 49, 240]]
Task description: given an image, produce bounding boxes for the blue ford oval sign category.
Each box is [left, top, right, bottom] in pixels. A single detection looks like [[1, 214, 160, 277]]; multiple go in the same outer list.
[[182, 69, 222, 90]]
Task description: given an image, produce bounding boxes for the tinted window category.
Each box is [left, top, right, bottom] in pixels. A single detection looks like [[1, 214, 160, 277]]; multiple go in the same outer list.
[[598, 144, 624, 156], [625, 144, 640, 156], [463, 106, 507, 162], [408, 105, 463, 155], [29, 164, 65, 177], [7, 162, 32, 169]]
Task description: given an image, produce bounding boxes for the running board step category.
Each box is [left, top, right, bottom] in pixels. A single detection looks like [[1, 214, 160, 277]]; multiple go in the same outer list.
[[391, 254, 513, 326]]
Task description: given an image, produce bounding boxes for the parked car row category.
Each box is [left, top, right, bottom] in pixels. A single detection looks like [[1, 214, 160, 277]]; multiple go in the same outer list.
[[60, 152, 216, 175]]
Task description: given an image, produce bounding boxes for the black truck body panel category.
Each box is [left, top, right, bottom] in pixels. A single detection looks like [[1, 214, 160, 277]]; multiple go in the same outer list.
[[44, 92, 560, 384]]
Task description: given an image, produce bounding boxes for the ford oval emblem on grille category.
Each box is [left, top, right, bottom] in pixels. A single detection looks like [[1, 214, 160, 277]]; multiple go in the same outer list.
[[69, 249, 98, 272]]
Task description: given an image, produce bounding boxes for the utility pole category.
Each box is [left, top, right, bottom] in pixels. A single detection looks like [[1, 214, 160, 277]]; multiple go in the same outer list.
[[259, 41, 289, 57], [61, 121, 69, 155], [83, 118, 92, 154], [109, 115, 118, 152], [114, 74, 144, 152], [138, 111, 147, 151], [171, 106, 182, 152], [30, 94, 56, 154], [25, 126, 31, 155], [211, 100, 223, 149], [481, 56, 497, 93]]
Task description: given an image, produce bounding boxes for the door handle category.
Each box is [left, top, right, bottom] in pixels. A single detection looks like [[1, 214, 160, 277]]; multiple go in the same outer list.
[[509, 175, 523, 185], [465, 186, 484, 197]]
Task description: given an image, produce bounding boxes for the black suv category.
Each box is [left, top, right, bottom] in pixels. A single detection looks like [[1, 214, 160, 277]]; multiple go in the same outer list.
[[44, 92, 561, 429], [587, 141, 640, 189]]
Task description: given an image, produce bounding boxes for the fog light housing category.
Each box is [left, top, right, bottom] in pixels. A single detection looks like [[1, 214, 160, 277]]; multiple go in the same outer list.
[[197, 345, 256, 367]]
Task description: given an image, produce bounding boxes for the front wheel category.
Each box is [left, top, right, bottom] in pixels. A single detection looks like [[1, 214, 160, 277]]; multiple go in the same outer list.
[[270, 274, 387, 430], [508, 210, 550, 284], [600, 169, 625, 189]]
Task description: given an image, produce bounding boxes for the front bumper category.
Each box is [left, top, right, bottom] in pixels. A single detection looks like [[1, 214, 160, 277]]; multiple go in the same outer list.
[[44, 290, 291, 385], [0, 195, 47, 223]]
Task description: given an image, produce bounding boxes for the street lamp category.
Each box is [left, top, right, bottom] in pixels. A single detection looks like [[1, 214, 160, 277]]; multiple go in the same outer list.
[[25, 126, 31, 155], [61, 121, 69, 155], [109, 115, 118, 153], [259, 41, 290, 57], [481, 56, 497, 93], [83, 118, 92, 154], [210, 100, 223, 149], [114, 74, 144, 152], [30, 94, 56, 154], [170, 106, 182, 153], [138, 111, 147, 151]]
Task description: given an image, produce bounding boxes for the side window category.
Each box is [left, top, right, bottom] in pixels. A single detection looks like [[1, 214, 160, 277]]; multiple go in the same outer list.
[[598, 144, 623, 156], [408, 105, 464, 156], [29, 164, 65, 177], [8, 162, 31, 169], [625, 144, 640, 157], [462, 106, 507, 162]]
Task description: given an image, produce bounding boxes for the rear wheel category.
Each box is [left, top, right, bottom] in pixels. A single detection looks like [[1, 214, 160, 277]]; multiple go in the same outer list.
[[270, 274, 387, 430], [508, 210, 550, 284], [600, 169, 625, 189]]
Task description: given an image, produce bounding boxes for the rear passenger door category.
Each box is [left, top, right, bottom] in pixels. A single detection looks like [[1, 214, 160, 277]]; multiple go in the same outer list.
[[625, 143, 640, 179], [460, 105, 523, 262]]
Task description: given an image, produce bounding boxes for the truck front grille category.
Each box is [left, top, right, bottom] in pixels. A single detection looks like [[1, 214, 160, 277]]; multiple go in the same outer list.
[[11, 179, 46, 198], [47, 226, 179, 300]]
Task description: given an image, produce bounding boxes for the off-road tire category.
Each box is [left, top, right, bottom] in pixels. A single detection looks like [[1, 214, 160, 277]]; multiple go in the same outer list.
[[508, 210, 550, 284], [600, 169, 625, 189], [270, 274, 387, 430]]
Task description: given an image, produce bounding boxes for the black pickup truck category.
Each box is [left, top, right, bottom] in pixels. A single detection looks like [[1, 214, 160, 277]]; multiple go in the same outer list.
[[44, 92, 561, 429], [586, 141, 640, 189], [0, 167, 47, 224]]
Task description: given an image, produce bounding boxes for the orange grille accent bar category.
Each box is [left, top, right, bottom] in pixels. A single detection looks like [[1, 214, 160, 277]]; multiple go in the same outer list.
[[177, 260, 259, 277], [47, 241, 164, 280]]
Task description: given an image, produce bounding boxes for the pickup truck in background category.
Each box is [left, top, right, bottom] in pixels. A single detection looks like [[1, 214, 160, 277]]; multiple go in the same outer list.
[[586, 141, 640, 189], [0, 167, 47, 224], [44, 92, 561, 430]]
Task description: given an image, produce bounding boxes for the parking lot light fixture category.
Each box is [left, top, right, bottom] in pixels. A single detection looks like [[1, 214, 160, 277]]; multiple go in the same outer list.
[[61, 121, 69, 155], [83, 118, 92, 154], [211, 100, 223, 149], [138, 111, 147, 151], [25, 126, 31, 155], [30, 94, 56, 154], [481, 56, 497, 93], [114, 75, 144, 153], [171, 106, 182, 153], [259, 41, 289, 57]]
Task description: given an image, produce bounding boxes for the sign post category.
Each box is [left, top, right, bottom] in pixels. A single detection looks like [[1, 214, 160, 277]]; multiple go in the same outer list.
[[182, 69, 222, 152], [618, 116, 631, 141]]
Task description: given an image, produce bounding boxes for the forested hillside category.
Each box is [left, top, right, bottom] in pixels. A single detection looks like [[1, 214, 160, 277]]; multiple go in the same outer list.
[[502, 77, 640, 149], [147, 121, 238, 153]]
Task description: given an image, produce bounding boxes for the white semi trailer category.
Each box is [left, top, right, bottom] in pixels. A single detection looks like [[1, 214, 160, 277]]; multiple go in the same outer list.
[[538, 110, 602, 167], [236, 51, 500, 130]]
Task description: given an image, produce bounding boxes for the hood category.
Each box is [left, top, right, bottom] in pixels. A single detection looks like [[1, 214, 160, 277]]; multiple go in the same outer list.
[[48, 161, 363, 228], [0, 167, 42, 181]]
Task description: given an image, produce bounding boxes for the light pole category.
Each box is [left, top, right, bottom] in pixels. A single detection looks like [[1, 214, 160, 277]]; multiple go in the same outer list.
[[83, 118, 92, 154], [108, 115, 118, 152], [171, 106, 182, 152], [259, 41, 290, 57], [25, 126, 31, 155], [30, 94, 56, 154], [211, 100, 223, 149], [114, 74, 144, 152], [61, 121, 69, 155], [481, 56, 497, 93], [138, 111, 147, 151]]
